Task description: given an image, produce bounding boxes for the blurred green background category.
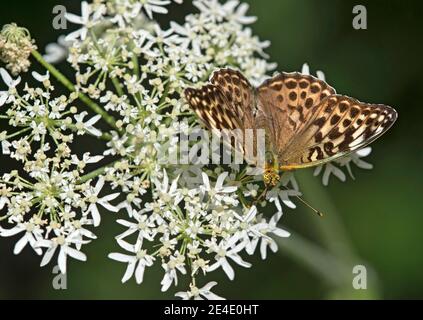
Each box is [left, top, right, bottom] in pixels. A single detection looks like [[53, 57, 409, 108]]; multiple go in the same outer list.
[[0, 0, 422, 299]]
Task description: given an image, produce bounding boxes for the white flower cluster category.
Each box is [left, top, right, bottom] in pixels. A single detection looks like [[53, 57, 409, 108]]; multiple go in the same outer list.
[[108, 169, 290, 294], [0, 132, 118, 273], [0, 0, 373, 299], [0, 64, 120, 273]]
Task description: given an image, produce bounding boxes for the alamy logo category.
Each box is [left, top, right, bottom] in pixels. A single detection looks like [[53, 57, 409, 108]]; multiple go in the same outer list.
[[52, 5, 68, 30], [352, 265, 367, 290], [156, 122, 267, 174], [52, 265, 67, 290], [352, 5, 368, 30]]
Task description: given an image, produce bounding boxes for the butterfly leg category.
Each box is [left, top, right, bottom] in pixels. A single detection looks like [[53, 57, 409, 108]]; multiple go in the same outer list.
[[250, 185, 269, 207]]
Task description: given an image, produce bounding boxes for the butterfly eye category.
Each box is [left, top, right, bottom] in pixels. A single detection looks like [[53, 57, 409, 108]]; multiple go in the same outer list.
[[265, 151, 274, 165]]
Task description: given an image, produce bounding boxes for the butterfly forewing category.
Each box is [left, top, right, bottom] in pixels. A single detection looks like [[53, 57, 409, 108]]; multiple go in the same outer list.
[[185, 69, 263, 163], [210, 69, 252, 110], [184, 84, 240, 131], [184, 81, 249, 160], [278, 95, 398, 169], [209, 68, 257, 131]]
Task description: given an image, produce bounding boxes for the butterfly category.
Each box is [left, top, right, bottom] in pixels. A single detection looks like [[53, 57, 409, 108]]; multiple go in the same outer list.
[[184, 68, 397, 186]]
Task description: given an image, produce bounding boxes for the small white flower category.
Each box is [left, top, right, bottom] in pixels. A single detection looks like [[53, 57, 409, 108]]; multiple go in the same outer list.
[[74, 111, 102, 136], [0, 68, 20, 106], [266, 187, 301, 212], [67, 218, 97, 250], [232, 206, 265, 255], [243, 183, 259, 198], [71, 152, 104, 171], [37, 232, 88, 274], [207, 236, 251, 280], [314, 147, 374, 185], [139, 0, 171, 19], [0, 131, 11, 154], [160, 254, 187, 292], [175, 281, 225, 300], [223, 0, 257, 24], [84, 177, 120, 227], [201, 172, 238, 199], [314, 162, 346, 186], [108, 240, 155, 284], [0, 220, 43, 255], [153, 170, 183, 206], [170, 21, 202, 55], [31, 71, 50, 82], [65, 1, 105, 41], [115, 212, 155, 242], [43, 36, 70, 64], [256, 211, 290, 260], [338, 147, 374, 178]]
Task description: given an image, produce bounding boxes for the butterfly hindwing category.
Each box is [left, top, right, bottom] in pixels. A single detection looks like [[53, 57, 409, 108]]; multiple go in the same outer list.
[[278, 95, 398, 169]]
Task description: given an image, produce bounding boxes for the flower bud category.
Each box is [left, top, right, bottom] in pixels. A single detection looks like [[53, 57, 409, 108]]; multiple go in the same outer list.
[[0, 23, 37, 75]]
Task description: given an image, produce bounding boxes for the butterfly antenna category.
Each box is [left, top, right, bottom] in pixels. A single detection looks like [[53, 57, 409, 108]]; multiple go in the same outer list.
[[280, 185, 324, 217], [294, 194, 324, 217]]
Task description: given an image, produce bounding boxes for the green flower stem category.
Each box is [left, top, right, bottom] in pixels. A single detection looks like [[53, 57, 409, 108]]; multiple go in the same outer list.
[[277, 170, 381, 298], [78, 160, 118, 184], [31, 50, 120, 131], [132, 55, 140, 79], [158, 81, 170, 106], [276, 229, 352, 288], [111, 76, 124, 96], [98, 132, 113, 141], [295, 170, 357, 263], [5, 127, 31, 139]]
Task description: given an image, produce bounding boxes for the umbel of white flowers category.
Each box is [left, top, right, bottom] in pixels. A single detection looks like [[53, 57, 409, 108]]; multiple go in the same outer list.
[[0, 0, 373, 300]]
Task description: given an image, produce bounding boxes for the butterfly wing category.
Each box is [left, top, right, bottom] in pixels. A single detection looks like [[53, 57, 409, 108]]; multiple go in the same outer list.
[[256, 72, 337, 157], [277, 95, 397, 169], [185, 69, 261, 163], [257, 72, 397, 169], [209, 68, 257, 131], [184, 68, 257, 130], [184, 84, 241, 131]]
